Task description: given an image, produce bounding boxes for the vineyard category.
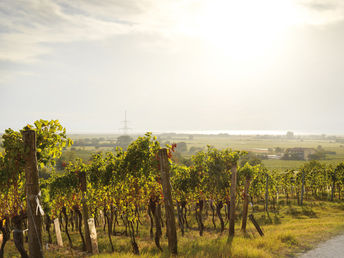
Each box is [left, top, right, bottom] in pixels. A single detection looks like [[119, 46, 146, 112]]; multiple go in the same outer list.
[[1, 120, 344, 258]]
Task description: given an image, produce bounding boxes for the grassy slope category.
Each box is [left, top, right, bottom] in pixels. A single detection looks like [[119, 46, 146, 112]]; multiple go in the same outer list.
[[95, 201, 344, 258], [2, 201, 344, 258]]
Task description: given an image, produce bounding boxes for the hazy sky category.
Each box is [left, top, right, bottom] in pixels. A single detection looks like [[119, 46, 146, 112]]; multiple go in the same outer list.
[[1, 0, 344, 134]]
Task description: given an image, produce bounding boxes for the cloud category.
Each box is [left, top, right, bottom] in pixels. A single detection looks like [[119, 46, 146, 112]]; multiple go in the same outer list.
[[0, 0, 142, 62], [1, 0, 344, 63], [0, 0, 204, 63], [297, 0, 344, 25], [0, 0, 187, 63], [303, 2, 337, 11]]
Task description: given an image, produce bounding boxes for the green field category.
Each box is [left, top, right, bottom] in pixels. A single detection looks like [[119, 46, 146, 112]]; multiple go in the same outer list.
[[67, 133, 344, 171]]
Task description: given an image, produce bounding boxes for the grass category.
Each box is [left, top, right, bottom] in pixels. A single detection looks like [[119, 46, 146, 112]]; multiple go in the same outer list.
[[2, 200, 344, 257]]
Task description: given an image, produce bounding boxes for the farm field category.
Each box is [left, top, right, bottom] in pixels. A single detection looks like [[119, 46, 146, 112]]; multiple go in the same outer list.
[[67, 133, 344, 170]]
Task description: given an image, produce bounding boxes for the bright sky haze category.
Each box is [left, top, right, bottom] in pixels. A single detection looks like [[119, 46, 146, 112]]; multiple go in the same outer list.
[[1, 0, 344, 134]]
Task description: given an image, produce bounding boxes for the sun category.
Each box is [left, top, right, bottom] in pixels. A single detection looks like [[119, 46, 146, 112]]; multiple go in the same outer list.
[[178, 0, 302, 62]]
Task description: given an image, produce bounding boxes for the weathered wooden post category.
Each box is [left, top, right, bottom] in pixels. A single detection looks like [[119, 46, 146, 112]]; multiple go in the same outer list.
[[265, 173, 269, 213], [249, 214, 264, 237], [300, 170, 305, 206], [22, 129, 44, 258], [158, 148, 177, 255], [88, 218, 99, 254], [99, 210, 105, 228], [229, 163, 238, 237], [79, 171, 92, 253], [53, 218, 63, 247], [241, 176, 251, 232], [331, 179, 335, 201]]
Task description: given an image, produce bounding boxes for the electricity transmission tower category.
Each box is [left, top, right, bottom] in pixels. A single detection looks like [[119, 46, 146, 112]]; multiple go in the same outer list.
[[120, 110, 131, 135]]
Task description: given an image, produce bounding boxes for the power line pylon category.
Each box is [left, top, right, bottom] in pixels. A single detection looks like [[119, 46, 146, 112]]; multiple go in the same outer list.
[[120, 110, 131, 135]]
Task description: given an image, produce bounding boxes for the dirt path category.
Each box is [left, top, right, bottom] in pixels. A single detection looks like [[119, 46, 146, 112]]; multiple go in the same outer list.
[[299, 234, 344, 258]]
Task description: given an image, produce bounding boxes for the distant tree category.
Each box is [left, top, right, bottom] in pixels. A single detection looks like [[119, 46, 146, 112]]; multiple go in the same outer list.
[[239, 152, 261, 167], [115, 135, 133, 150], [286, 131, 294, 138], [308, 151, 326, 160], [189, 146, 203, 154], [171, 152, 192, 166], [275, 147, 283, 153], [91, 138, 99, 145], [176, 142, 187, 152]]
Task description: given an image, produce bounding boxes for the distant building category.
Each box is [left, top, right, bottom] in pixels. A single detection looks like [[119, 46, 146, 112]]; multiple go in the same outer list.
[[282, 148, 317, 160], [267, 155, 281, 160]]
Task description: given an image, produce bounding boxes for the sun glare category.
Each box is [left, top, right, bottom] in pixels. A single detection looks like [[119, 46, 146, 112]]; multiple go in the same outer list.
[[179, 0, 303, 62]]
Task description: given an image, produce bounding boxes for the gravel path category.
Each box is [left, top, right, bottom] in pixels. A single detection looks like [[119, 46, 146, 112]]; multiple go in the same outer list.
[[299, 234, 344, 258]]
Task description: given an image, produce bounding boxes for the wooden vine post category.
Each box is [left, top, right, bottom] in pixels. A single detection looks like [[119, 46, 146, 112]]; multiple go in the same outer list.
[[79, 171, 93, 253], [158, 148, 178, 255], [300, 169, 305, 206], [249, 214, 264, 237], [265, 173, 269, 213], [22, 129, 44, 258], [88, 218, 99, 254], [229, 162, 238, 237], [54, 218, 63, 247], [241, 176, 251, 232]]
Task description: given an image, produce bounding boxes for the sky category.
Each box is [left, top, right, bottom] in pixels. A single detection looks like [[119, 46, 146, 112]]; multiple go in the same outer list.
[[1, 0, 344, 134]]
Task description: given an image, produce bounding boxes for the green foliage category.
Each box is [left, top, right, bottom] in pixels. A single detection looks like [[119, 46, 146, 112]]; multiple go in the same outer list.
[[334, 162, 344, 184], [302, 161, 327, 196], [122, 132, 160, 179], [0, 119, 72, 222], [0, 129, 24, 186], [204, 146, 231, 200], [0, 119, 72, 187], [33, 119, 73, 168], [239, 152, 262, 167], [239, 162, 256, 180], [249, 165, 268, 199], [171, 164, 193, 202], [185, 146, 246, 202]]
